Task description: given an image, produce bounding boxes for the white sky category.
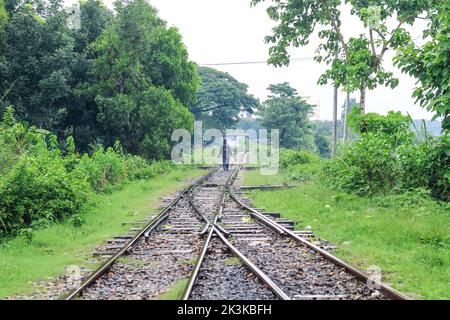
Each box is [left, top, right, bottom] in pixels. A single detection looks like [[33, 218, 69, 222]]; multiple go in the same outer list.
[[98, 0, 434, 121]]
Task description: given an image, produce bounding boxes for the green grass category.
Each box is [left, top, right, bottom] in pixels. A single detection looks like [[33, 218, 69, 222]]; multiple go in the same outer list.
[[117, 257, 146, 268], [242, 170, 290, 186], [223, 257, 241, 266], [156, 278, 189, 300], [244, 170, 450, 300], [0, 168, 205, 299]]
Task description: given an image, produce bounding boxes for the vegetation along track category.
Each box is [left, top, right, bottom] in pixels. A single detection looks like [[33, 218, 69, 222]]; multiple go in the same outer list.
[[64, 166, 410, 300]]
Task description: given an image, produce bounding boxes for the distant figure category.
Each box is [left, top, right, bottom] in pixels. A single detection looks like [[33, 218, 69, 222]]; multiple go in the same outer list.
[[222, 138, 232, 171]]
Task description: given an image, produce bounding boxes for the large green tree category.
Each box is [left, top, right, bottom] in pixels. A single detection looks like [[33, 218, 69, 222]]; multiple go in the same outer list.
[[0, 0, 199, 160], [251, 0, 429, 112], [191, 66, 259, 129], [74, 0, 112, 53], [395, 0, 450, 134], [259, 82, 314, 149], [61, 0, 113, 150], [86, 0, 197, 159], [0, 0, 79, 131]]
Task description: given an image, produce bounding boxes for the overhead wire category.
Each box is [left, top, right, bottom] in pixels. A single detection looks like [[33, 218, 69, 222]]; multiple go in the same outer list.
[[199, 57, 315, 66]]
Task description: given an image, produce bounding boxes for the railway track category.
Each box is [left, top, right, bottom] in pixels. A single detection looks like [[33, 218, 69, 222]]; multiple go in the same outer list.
[[64, 165, 409, 300]]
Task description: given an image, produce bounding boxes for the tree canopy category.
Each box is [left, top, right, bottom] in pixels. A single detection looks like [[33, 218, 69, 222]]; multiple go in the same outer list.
[[394, 0, 450, 135], [251, 0, 429, 112], [191, 66, 259, 129], [0, 0, 199, 160], [0, 1, 79, 131], [258, 82, 315, 149], [86, 0, 197, 159]]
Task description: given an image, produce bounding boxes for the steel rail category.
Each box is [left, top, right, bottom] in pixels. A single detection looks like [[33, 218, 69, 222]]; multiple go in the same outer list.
[[182, 166, 291, 300], [214, 228, 290, 300], [181, 222, 215, 300], [182, 167, 235, 300], [229, 187, 286, 235], [228, 173, 411, 301], [63, 169, 215, 300]]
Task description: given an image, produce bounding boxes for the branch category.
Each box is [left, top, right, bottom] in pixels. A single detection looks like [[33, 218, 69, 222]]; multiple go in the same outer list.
[[190, 103, 231, 114], [372, 28, 386, 42], [369, 27, 377, 56], [323, 2, 349, 57], [380, 19, 407, 61]]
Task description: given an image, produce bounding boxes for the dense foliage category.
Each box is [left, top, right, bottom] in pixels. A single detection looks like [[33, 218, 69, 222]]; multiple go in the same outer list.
[[394, 0, 450, 134], [87, 0, 197, 159], [0, 108, 175, 241], [0, 0, 198, 159], [279, 149, 321, 182], [323, 110, 449, 200]]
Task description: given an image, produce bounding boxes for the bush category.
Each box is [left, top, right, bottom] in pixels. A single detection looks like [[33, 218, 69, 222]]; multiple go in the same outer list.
[[348, 108, 412, 143], [0, 150, 92, 238], [75, 145, 127, 192], [279, 149, 322, 181], [0, 139, 17, 177], [125, 154, 153, 180], [323, 111, 449, 200], [125, 156, 174, 180], [280, 149, 319, 168], [0, 106, 47, 176], [0, 108, 177, 240]]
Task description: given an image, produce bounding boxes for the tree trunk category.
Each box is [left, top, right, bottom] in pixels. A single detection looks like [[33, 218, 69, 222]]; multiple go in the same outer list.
[[343, 92, 350, 143], [332, 83, 338, 158], [360, 86, 366, 114]]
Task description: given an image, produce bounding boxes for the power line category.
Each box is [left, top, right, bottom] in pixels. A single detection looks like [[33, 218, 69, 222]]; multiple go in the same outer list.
[[199, 57, 315, 66]]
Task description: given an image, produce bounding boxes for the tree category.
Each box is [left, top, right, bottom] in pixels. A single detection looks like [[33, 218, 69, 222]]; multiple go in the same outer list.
[[74, 0, 113, 53], [394, 0, 450, 134], [259, 82, 314, 149], [0, 1, 79, 131], [251, 0, 428, 112], [0, 0, 199, 159], [61, 0, 113, 151], [86, 0, 197, 159], [342, 96, 358, 142], [95, 87, 193, 159], [191, 66, 259, 129]]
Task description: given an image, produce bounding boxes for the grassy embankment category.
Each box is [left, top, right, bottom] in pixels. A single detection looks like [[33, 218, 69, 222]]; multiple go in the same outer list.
[[243, 170, 450, 300], [0, 168, 205, 299]]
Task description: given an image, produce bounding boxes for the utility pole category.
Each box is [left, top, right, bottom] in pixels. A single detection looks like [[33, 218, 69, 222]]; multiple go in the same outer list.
[[332, 85, 338, 157], [332, 53, 338, 158], [343, 92, 350, 143]]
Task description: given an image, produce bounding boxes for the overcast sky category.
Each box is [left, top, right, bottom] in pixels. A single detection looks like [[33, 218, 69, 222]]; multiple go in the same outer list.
[[98, 0, 434, 121]]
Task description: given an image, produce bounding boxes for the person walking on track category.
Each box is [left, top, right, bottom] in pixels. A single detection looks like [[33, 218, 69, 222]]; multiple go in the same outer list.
[[222, 137, 232, 171]]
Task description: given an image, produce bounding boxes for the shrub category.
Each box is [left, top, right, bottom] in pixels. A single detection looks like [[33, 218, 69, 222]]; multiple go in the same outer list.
[[125, 154, 153, 180], [0, 106, 48, 176], [279, 149, 322, 181], [0, 139, 16, 177], [0, 108, 177, 240], [280, 149, 319, 168], [148, 160, 174, 175], [0, 149, 92, 238], [348, 108, 412, 143], [74, 145, 127, 193], [323, 110, 450, 200]]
